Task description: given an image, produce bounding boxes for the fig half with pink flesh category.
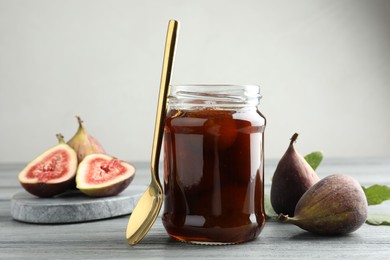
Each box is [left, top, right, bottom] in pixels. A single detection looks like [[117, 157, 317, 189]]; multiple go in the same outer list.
[[18, 134, 78, 198], [76, 154, 135, 197]]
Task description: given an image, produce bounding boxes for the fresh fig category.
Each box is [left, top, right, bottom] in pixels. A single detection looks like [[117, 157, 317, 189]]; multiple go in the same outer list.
[[67, 116, 106, 163], [76, 154, 135, 197], [278, 174, 368, 235], [18, 134, 78, 198], [271, 133, 320, 216]]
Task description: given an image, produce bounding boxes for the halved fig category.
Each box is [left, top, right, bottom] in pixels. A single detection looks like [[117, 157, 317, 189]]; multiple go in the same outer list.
[[76, 154, 135, 197], [18, 134, 78, 198]]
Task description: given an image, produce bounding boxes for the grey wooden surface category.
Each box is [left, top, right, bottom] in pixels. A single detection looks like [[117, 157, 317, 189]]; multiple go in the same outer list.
[[1, 158, 390, 259]]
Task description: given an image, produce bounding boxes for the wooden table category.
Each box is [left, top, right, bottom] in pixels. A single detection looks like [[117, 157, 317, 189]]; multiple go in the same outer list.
[[1, 158, 389, 259]]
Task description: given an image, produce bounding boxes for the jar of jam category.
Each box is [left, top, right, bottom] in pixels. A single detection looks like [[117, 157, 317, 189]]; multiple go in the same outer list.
[[162, 84, 266, 244]]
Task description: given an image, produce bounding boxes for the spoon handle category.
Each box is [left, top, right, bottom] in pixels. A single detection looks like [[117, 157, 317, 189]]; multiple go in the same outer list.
[[151, 20, 179, 180]]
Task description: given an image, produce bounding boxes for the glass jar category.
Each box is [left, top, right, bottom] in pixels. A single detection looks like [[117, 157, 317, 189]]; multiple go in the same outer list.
[[162, 85, 266, 244]]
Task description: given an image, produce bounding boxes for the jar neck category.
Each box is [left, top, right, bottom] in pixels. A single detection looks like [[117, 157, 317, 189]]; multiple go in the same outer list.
[[168, 85, 261, 110]]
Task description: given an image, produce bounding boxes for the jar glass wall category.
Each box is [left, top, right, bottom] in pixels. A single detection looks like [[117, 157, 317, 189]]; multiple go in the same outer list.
[[162, 85, 266, 244]]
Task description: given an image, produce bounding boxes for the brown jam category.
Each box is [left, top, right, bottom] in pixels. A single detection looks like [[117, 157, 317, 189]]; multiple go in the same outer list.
[[162, 108, 266, 244]]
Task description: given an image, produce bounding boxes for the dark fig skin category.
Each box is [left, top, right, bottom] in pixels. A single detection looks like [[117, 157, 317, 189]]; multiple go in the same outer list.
[[20, 179, 75, 198], [271, 133, 320, 216], [278, 174, 368, 235]]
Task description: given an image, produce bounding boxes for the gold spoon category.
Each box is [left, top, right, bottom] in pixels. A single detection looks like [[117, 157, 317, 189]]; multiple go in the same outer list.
[[126, 20, 179, 245]]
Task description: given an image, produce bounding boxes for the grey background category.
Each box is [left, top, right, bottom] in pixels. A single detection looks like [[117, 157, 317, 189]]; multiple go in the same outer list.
[[1, 0, 389, 163]]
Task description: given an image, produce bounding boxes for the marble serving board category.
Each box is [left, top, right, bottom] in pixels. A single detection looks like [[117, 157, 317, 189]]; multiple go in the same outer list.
[[10, 185, 146, 224]]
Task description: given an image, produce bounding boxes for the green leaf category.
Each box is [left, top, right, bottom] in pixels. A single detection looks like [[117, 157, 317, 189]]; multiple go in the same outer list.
[[362, 184, 390, 205], [366, 213, 390, 226], [304, 151, 323, 170], [264, 194, 277, 219]]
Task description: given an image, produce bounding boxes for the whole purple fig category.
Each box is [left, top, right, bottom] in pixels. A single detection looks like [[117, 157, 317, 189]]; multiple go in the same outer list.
[[67, 116, 106, 163], [278, 174, 368, 235], [271, 133, 320, 216]]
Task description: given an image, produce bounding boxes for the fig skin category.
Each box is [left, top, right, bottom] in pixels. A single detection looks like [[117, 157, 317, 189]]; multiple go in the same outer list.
[[76, 154, 136, 197], [271, 133, 320, 216], [67, 116, 106, 163], [278, 174, 368, 235], [18, 134, 78, 198], [20, 179, 75, 198], [78, 177, 134, 197]]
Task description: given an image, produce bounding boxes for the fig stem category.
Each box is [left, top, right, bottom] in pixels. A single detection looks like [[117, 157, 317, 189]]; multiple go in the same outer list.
[[56, 133, 65, 144], [76, 115, 84, 128], [277, 213, 301, 225], [290, 133, 299, 145], [277, 213, 290, 222]]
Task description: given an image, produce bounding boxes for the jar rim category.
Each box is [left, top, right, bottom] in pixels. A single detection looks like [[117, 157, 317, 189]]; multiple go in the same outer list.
[[168, 84, 261, 109], [171, 84, 260, 90]]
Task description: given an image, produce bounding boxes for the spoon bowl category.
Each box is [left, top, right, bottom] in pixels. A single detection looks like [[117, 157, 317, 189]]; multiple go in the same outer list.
[[125, 179, 162, 244]]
